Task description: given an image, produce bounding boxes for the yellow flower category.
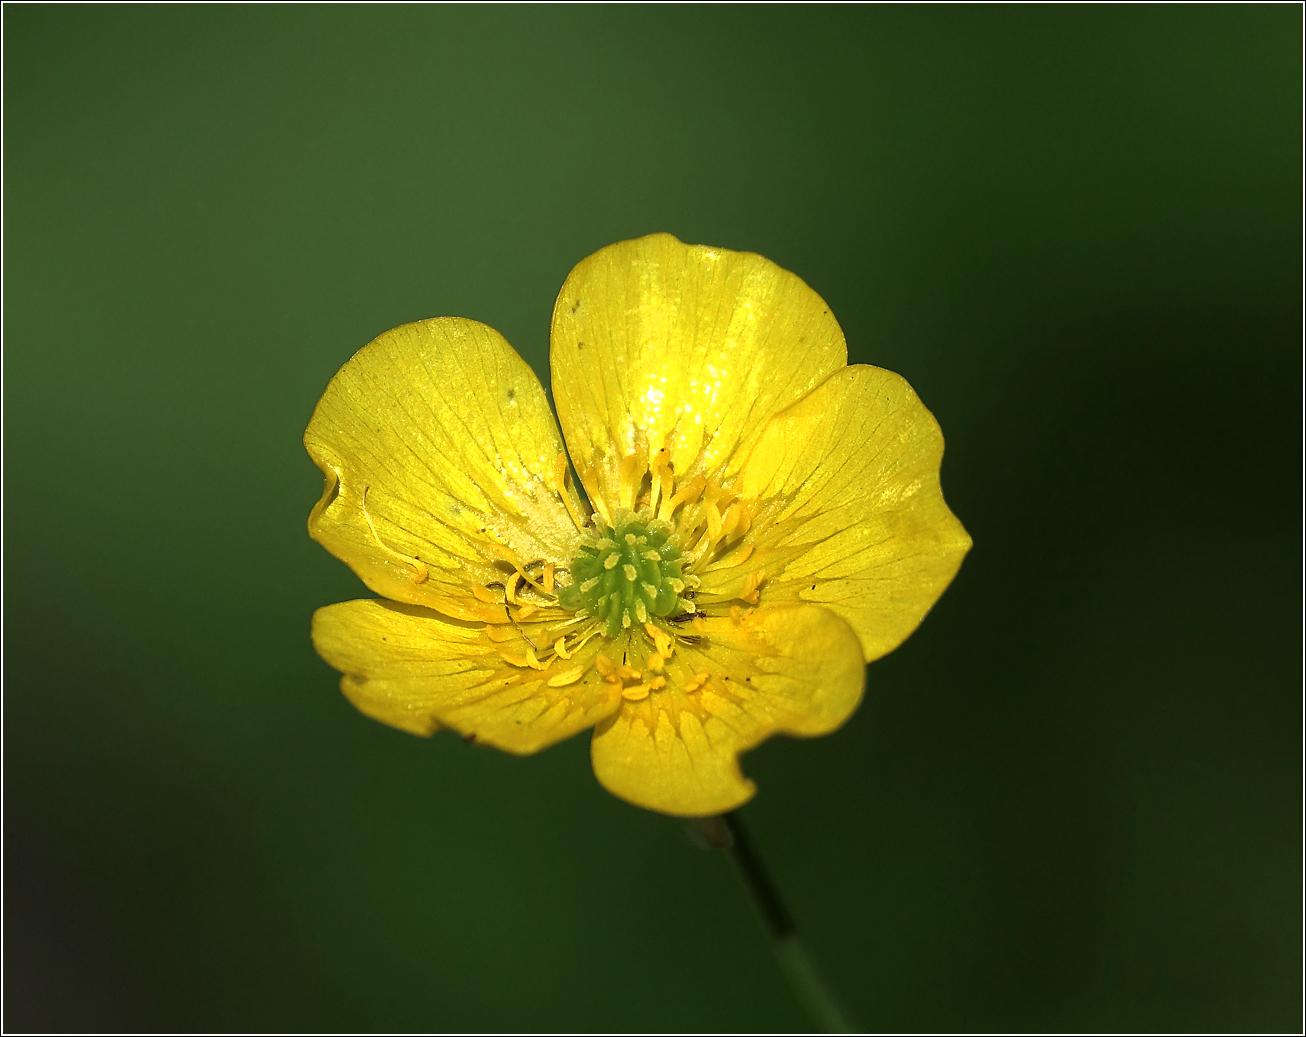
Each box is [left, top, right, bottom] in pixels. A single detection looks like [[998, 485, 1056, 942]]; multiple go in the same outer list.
[[306, 234, 971, 817]]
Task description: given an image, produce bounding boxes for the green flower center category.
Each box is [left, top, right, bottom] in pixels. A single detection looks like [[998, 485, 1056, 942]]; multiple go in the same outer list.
[[558, 519, 687, 636]]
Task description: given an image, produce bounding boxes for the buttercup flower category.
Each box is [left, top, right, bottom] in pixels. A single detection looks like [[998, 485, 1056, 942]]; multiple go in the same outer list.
[[307, 234, 970, 816]]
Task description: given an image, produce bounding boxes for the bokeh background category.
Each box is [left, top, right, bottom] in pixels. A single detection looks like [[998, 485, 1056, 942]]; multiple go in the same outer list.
[[5, 6, 1300, 1033]]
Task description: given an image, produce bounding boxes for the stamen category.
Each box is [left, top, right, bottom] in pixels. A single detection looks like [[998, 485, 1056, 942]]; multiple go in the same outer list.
[[552, 452, 568, 494], [684, 670, 711, 693], [644, 622, 674, 658], [664, 476, 704, 518], [360, 485, 429, 584], [594, 654, 619, 682], [543, 563, 555, 594], [618, 451, 646, 509], [554, 636, 572, 660], [740, 569, 767, 605], [472, 584, 503, 604], [547, 665, 586, 688], [706, 499, 723, 540], [621, 684, 651, 702]]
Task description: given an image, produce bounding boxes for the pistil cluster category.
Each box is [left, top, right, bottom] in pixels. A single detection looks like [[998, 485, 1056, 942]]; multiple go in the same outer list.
[[466, 448, 769, 703], [557, 518, 690, 635]]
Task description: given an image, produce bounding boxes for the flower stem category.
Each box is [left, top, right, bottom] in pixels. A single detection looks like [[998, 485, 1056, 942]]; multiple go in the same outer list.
[[689, 811, 858, 1033]]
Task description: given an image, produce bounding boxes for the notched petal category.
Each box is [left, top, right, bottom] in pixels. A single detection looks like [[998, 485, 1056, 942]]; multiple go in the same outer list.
[[736, 364, 971, 662], [305, 317, 588, 622], [589, 604, 864, 816], [313, 599, 621, 754]]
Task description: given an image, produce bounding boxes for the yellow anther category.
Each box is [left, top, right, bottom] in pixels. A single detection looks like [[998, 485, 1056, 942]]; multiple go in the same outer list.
[[705, 499, 723, 540], [603, 553, 619, 570], [648, 675, 667, 690], [644, 622, 674, 658], [730, 605, 743, 623], [665, 477, 704, 514], [740, 569, 766, 605], [514, 603, 537, 621], [487, 542, 524, 568], [646, 652, 665, 672], [621, 684, 651, 702], [652, 456, 674, 518], [547, 665, 586, 688], [472, 583, 502, 604], [683, 670, 711, 693], [594, 654, 619, 682], [622, 563, 637, 581], [554, 636, 572, 660], [505, 571, 522, 605], [720, 502, 746, 541], [543, 563, 555, 595], [734, 544, 755, 565], [499, 649, 532, 668], [617, 663, 641, 681], [485, 624, 519, 644], [619, 451, 645, 490], [360, 485, 429, 584]]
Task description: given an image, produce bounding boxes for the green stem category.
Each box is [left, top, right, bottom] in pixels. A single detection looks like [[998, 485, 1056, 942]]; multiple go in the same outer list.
[[691, 812, 858, 1033]]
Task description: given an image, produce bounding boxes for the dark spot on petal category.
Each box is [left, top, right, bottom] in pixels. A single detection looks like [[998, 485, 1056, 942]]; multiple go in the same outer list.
[[507, 388, 516, 401]]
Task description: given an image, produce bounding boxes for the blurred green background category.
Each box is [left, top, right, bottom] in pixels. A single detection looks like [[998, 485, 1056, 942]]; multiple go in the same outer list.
[[4, 6, 1300, 1033]]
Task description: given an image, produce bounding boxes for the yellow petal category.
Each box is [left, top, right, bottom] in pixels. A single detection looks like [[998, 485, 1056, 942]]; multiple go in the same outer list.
[[589, 604, 864, 817], [305, 317, 587, 623], [729, 364, 971, 662], [550, 234, 846, 521], [312, 600, 620, 754]]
